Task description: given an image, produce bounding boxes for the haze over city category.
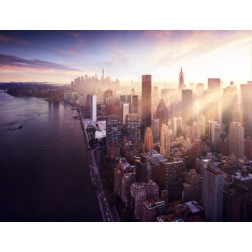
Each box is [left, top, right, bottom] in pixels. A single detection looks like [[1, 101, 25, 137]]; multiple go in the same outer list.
[[1, 30, 252, 84]]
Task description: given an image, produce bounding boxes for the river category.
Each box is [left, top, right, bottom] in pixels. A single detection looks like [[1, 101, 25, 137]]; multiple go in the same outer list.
[[0, 90, 102, 221]]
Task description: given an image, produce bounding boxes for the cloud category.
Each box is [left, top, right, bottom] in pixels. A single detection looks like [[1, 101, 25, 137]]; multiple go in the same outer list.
[[0, 53, 79, 72], [0, 32, 29, 45]]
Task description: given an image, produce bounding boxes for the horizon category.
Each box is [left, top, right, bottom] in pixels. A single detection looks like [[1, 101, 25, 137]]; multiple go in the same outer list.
[[1, 30, 252, 84]]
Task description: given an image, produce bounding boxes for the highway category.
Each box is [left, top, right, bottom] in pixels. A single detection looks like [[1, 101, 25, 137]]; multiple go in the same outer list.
[[79, 108, 120, 222]]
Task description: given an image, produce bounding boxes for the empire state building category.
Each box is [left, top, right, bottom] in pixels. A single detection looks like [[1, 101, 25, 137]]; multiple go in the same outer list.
[[178, 67, 184, 89]]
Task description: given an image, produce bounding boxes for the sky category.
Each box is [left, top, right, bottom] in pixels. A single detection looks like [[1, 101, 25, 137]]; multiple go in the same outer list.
[[0, 30, 252, 84]]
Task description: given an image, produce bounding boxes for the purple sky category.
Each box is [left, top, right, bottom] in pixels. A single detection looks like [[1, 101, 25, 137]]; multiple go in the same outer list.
[[0, 30, 251, 84]]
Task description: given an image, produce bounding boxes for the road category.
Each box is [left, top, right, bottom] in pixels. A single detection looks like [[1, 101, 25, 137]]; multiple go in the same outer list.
[[79, 107, 120, 222]]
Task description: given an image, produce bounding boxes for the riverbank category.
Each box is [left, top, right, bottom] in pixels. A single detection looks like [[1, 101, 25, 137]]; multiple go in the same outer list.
[[79, 108, 120, 222]]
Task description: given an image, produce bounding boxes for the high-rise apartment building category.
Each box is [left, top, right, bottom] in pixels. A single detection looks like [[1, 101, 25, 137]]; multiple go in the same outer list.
[[229, 122, 244, 158], [201, 160, 224, 222]]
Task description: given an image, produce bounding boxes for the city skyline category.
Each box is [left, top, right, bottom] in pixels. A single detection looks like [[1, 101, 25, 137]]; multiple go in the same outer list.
[[1, 30, 252, 84]]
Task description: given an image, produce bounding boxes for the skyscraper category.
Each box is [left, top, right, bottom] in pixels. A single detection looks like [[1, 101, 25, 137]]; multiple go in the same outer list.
[[208, 120, 221, 149], [90, 94, 97, 122], [178, 67, 184, 89], [142, 75, 152, 131], [229, 122, 244, 158], [131, 95, 139, 114], [241, 83, 252, 136], [182, 89, 193, 126], [159, 158, 184, 202], [121, 103, 130, 124], [172, 117, 182, 137], [144, 127, 153, 152], [201, 161, 224, 222], [125, 113, 141, 143], [160, 123, 171, 158]]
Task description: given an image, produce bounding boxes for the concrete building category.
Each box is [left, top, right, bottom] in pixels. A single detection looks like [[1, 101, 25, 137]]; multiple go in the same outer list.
[[90, 94, 97, 122], [121, 172, 136, 207], [229, 122, 244, 158], [182, 89, 193, 126], [144, 127, 154, 152], [142, 75, 152, 130], [121, 103, 130, 124], [125, 113, 141, 143], [160, 123, 171, 158], [209, 120, 221, 149], [201, 160, 224, 222], [158, 158, 184, 202], [182, 169, 201, 202], [172, 117, 182, 137], [151, 118, 160, 143], [142, 198, 165, 222]]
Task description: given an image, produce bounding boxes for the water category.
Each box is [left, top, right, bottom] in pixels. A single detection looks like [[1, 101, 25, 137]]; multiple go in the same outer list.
[[0, 90, 102, 221]]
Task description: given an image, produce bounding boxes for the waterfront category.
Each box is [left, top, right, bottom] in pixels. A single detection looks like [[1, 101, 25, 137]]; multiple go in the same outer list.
[[0, 90, 102, 221]]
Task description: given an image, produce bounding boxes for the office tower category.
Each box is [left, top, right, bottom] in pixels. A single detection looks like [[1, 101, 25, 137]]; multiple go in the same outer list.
[[90, 94, 97, 122], [229, 122, 244, 158], [106, 114, 122, 159], [131, 95, 139, 114], [222, 86, 238, 133], [182, 89, 193, 126], [142, 75, 152, 130], [86, 94, 91, 109], [130, 183, 147, 220], [201, 161, 224, 222], [160, 123, 171, 158], [121, 172, 136, 207], [144, 127, 153, 152], [125, 113, 141, 143], [103, 89, 113, 104], [151, 118, 160, 143], [172, 116, 182, 137], [156, 99, 168, 131], [142, 199, 166, 222], [182, 169, 201, 202], [208, 78, 220, 92], [197, 114, 205, 139], [178, 67, 184, 89], [223, 169, 252, 222], [145, 180, 159, 199], [208, 120, 221, 149], [121, 103, 130, 124], [159, 158, 183, 202]]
